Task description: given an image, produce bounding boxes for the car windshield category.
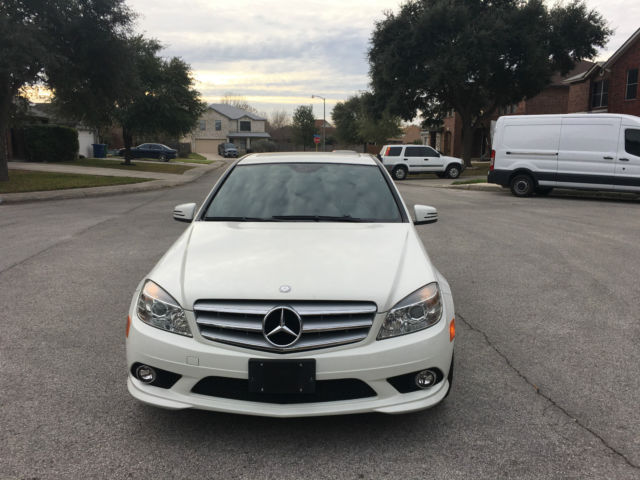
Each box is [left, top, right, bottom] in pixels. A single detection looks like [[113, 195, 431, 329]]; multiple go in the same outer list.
[[204, 163, 403, 222]]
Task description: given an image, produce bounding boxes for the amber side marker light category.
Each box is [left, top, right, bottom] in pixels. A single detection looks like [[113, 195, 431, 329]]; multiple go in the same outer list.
[[450, 318, 455, 342], [126, 315, 131, 338]]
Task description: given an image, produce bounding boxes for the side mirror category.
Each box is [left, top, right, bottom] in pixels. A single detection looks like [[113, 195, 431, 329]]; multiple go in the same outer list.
[[414, 205, 438, 225], [173, 203, 197, 223]]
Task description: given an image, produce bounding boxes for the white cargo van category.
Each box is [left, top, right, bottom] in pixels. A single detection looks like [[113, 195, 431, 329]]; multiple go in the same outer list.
[[488, 114, 640, 196]]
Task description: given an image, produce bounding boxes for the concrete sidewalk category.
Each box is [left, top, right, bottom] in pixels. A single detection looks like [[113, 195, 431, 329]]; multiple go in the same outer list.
[[1, 159, 226, 204]]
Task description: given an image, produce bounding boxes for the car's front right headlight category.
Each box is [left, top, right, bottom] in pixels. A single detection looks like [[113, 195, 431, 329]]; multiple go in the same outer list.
[[377, 282, 443, 339], [136, 280, 192, 337]]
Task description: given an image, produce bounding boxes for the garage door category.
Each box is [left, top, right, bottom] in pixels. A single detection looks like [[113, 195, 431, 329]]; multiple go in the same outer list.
[[195, 139, 223, 154]]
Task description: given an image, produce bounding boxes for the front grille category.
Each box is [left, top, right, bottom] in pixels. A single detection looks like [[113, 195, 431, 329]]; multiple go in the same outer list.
[[192, 376, 376, 403], [193, 300, 377, 352]]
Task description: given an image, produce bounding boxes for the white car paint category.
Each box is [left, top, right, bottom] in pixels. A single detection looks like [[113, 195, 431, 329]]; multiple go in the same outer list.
[[126, 152, 455, 416], [378, 144, 465, 180]]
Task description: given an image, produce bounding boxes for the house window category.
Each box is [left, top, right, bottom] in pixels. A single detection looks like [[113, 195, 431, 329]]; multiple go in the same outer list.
[[199, 120, 206, 130], [592, 80, 608, 108], [215, 120, 222, 131], [626, 68, 638, 100], [499, 104, 517, 115], [239, 121, 251, 132]]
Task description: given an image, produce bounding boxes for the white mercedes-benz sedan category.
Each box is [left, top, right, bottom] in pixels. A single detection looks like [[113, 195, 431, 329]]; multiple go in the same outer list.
[[126, 152, 455, 417]]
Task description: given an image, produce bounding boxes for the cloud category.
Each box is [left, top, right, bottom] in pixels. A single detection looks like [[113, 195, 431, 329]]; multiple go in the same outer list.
[[126, 0, 637, 116]]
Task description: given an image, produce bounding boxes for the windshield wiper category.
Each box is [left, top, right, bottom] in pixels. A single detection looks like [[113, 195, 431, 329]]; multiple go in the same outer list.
[[204, 216, 278, 222], [270, 215, 369, 222]]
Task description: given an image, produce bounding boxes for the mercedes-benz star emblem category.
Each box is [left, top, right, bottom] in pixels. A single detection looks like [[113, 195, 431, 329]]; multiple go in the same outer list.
[[263, 306, 302, 348]]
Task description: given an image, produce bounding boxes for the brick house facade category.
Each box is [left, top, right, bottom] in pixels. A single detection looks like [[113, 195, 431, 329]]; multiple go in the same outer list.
[[565, 28, 640, 117]]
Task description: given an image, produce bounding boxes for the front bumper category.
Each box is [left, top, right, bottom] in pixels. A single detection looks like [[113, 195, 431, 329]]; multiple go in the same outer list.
[[126, 299, 455, 417]]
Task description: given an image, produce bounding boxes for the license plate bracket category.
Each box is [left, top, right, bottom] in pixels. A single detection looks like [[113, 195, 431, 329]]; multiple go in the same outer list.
[[248, 359, 316, 394]]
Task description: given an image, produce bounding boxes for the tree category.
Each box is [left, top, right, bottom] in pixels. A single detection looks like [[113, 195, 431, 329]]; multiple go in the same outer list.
[[292, 105, 316, 150], [266, 109, 290, 145], [0, 0, 132, 181], [54, 36, 206, 164], [369, 0, 610, 166], [332, 92, 401, 150], [269, 109, 290, 130], [220, 92, 258, 114]]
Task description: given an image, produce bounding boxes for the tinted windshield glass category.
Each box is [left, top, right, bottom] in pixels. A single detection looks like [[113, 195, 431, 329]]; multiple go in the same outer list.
[[205, 163, 403, 222]]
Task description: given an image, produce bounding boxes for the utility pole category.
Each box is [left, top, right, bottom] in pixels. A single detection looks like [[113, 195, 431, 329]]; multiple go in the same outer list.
[[311, 94, 326, 152]]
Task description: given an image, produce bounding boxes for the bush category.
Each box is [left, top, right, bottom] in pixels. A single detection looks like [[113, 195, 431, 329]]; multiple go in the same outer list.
[[177, 142, 192, 158], [251, 139, 278, 152], [24, 124, 79, 162]]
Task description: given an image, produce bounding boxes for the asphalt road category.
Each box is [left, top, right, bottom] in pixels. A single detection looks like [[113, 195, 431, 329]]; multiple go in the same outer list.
[[1, 168, 639, 479]]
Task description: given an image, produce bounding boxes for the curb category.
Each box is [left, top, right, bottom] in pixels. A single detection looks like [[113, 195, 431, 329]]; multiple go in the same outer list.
[[0, 162, 225, 205], [445, 183, 503, 191]]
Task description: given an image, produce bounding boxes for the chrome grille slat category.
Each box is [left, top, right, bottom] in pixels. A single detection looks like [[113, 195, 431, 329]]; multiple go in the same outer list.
[[196, 315, 263, 332], [194, 300, 376, 353], [199, 327, 369, 352], [303, 318, 373, 332]]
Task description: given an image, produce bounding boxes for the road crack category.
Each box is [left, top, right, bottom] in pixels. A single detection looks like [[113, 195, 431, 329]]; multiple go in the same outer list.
[[456, 312, 639, 470]]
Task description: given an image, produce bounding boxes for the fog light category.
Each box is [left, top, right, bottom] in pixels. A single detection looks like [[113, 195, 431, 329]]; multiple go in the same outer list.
[[136, 365, 156, 384], [415, 369, 437, 389]]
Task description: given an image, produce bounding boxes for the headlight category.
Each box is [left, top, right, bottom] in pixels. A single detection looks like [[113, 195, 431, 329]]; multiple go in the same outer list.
[[377, 282, 443, 340], [136, 280, 192, 337]]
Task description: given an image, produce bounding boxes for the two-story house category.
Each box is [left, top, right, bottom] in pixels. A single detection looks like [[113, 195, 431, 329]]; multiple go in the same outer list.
[[564, 27, 640, 117], [187, 104, 270, 155]]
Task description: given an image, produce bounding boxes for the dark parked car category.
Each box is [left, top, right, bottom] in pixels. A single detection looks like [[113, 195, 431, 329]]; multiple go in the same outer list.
[[218, 142, 239, 158], [118, 143, 177, 161]]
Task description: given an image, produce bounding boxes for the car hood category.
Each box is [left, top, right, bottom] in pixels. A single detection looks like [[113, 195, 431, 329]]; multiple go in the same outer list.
[[148, 222, 437, 312]]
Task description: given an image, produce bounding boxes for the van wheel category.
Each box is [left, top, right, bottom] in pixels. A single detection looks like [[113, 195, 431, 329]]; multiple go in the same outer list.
[[392, 166, 408, 180], [510, 174, 534, 197], [445, 164, 462, 179], [535, 187, 553, 196]]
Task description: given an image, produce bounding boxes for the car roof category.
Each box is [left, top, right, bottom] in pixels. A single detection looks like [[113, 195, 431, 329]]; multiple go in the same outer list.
[[381, 144, 431, 148], [238, 152, 378, 166]]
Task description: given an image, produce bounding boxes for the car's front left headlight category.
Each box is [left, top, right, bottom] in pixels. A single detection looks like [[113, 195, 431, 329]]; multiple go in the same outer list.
[[136, 280, 192, 337], [377, 282, 443, 340]]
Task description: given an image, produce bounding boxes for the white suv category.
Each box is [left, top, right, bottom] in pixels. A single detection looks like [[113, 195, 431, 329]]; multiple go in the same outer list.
[[126, 152, 455, 417], [379, 145, 464, 180]]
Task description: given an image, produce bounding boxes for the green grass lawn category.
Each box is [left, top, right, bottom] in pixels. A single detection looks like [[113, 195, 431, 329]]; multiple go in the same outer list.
[[63, 158, 195, 174], [1, 170, 151, 194], [173, 153, 213, 164]]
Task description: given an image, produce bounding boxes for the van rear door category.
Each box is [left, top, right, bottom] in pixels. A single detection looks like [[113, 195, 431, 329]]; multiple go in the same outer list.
[[557, 117, 620, 189]]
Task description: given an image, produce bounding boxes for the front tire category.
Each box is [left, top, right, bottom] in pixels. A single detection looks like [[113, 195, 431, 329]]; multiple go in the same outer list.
[[510, 174, 535, 197], [159, 154, 168, 162], [445, 164, 462, 179], [392, 165, 408, 180]]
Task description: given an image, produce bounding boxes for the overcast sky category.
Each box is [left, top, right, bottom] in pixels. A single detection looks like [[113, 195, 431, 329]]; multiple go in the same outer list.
[[127, 0, 639, 121]]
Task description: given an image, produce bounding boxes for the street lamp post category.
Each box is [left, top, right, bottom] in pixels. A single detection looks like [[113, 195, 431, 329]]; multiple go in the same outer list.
[[311, 94, 326, 152]]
